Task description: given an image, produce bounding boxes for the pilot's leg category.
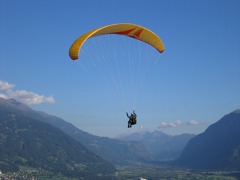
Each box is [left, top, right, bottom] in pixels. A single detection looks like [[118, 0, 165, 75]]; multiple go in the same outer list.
[[128, 121, 132, 128]]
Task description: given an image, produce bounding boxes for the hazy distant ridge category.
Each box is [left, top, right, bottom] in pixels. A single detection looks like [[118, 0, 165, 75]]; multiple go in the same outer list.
[[117, 130, 195, 161]]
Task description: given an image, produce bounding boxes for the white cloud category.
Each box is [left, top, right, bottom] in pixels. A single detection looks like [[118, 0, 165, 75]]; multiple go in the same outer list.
[[0, 93, 8, 99], [8, 90, 55, 105], [158, 119, 202, 128], [0, 80, 15, 91], [0, 80, 55, 105], [186, 120, 200, 125], [159, 120, 182, 128]]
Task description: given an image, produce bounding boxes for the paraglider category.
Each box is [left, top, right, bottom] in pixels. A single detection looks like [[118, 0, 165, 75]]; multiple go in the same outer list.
[[69, 23, 164, 128], [69, 23, 164, 60], [126, 110, 137, 128]]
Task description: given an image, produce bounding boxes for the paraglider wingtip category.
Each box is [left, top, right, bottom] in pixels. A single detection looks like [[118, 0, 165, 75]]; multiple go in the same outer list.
[[156, 48, 164, 53], [71, 57, 78, 60]]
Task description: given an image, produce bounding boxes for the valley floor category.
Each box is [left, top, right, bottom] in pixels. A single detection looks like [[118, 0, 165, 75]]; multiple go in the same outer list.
[[1, 164, 240, 180], [115, 164, 240, 180]]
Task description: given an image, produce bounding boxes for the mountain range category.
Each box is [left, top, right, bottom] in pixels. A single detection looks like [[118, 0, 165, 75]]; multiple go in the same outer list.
[[1, 97, 240, 172], [0, 98, 152, 164], [0, 98, 192, 164]]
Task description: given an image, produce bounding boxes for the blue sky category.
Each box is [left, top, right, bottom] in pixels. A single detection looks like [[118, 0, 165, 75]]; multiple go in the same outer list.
[[1, 0, 240, 137]]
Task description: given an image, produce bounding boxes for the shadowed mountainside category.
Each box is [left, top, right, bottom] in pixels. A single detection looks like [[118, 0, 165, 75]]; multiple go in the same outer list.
[[175, 109, 240, 170], [0, 110, 116, 178]]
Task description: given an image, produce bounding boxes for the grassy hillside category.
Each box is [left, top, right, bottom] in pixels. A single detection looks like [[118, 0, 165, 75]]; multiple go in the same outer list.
[[0, 111, 116, 179]]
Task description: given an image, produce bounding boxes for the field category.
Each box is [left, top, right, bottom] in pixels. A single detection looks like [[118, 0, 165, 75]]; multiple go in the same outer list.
[[1, 164, 240, 180]]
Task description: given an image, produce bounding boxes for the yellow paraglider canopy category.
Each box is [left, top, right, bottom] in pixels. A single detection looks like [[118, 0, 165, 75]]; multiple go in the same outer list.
[[69, 23, 164, 60]]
